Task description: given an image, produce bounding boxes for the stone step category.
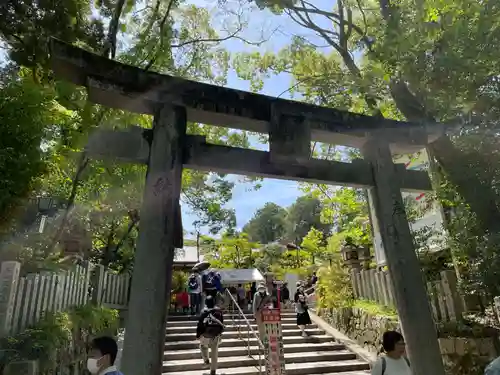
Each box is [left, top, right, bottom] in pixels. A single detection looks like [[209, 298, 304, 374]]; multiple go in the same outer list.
[[165, 329, 325, 342], [163, 360, 370, 375], [163, 342, 345, 361], [162, 350, 358, 372], [167, 317, 297, 326], [167, 313, 297, 322], [165, 335, 334, 350], [166, 323, 318, 334]]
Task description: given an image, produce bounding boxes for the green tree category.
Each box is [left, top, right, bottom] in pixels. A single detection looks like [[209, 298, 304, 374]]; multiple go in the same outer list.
[[254, 242, 285, 273], [243, 202, 287, 244], [233, 0, 500, 306], [205, 232, 259, 269], [305, 186, 371, 248], [234, 0, 500, 236], [300, 227, 327, 264], [0, 0, 262, 271], [0, 73, 75, 232], [284, 195, 331, 245]]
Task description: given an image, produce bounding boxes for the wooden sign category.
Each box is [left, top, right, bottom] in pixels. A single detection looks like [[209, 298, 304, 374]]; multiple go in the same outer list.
[[261, 309, 286, 375]]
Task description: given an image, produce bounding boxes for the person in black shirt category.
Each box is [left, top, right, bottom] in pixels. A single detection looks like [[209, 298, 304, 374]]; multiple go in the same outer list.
[[196, 296, 224, 375], [280, 282, 290, 308], [311, 272, 318, 285], [294, 282, 311, 337]]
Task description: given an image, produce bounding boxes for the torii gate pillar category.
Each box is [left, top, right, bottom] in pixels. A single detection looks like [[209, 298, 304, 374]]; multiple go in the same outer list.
[[120, 105, 186, 375], [362, 138, 445, 375]]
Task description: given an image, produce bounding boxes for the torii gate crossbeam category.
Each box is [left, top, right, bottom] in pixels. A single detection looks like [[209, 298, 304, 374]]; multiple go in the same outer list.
[[49, 39, 445, 375]]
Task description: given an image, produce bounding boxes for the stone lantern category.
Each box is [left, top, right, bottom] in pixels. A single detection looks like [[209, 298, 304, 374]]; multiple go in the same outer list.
[[340, 240, 361, 271], [357, 246, 372, 270]]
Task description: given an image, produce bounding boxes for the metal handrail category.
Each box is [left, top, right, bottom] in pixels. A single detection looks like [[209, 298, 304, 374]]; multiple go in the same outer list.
[[305, 290, 317, 311], [224, 289, 265, 349], [304, 285, 315, 295], [224, 289, 264, 374]]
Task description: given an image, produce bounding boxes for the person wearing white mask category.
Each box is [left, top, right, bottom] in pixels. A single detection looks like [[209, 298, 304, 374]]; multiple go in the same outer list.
[[87, 336, 123, 375], [252, 282, 271, 338]]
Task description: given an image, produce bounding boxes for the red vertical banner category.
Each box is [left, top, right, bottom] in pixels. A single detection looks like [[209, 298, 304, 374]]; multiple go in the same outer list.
[[261, 309, 286, 375]]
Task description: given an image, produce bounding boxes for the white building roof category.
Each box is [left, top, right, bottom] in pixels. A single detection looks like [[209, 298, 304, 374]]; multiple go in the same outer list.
[[218, 268, 264, 284]]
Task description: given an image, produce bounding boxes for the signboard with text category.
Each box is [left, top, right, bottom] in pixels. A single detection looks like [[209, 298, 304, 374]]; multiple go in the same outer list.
[[261, 309, 286, 375]]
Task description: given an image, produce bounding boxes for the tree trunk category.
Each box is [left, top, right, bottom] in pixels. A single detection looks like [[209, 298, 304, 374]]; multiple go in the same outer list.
[[389, 81, 500, 233]]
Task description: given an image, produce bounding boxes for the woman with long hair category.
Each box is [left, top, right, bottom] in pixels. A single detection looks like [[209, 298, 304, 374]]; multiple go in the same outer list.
[[294, 282, 311, 337]]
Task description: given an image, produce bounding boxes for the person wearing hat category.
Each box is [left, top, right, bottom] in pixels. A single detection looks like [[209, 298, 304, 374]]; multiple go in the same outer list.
[[252, 282, 271, 339]]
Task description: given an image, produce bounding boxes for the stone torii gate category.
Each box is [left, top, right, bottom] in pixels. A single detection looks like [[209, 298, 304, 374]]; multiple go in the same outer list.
[[49, 39, 446, 375]]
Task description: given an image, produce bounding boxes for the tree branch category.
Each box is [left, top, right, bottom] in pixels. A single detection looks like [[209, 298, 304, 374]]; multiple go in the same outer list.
[[144, 0, 176, 71], [103, 0, 127, 58], [47, 152, 90, 253]]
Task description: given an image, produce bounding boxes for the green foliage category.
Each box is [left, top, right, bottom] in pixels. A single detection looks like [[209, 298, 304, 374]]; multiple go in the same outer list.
[[205, 232, 259, 269], [316, 254, 354, 310], [448, 208, 500, 302], [235, 0, 500, 297], [285, 195, 331, 244], [0, 305, 119, 374], [304, 186, 371, 249], [0, 0, 105, 78], [243, 202, 287, 244], [185, 175, 237, 235], [242, 195, 333, 247], [352, 299, 398, 318], [253, 243, 285, 273], [0, 73, 74, 231], [172, 270, 189, 293], [300, 227, 326, 263], [0, 0, 262, 273]]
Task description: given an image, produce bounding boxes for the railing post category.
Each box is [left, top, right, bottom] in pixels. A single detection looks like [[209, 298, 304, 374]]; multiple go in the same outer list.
[[91, 265, 106, 304], [0, 261, 21, 337]]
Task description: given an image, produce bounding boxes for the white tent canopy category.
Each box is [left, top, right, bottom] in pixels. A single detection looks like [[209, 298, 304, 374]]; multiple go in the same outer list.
[[218, 268, 264, 284]]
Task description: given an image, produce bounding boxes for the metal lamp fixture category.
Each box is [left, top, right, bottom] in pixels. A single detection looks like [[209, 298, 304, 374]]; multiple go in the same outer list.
[[38, 196, 55, 213], [36, 196, 59, 233]]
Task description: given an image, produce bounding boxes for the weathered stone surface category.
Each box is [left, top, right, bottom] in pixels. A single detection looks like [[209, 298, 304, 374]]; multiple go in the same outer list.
[[49, 38, 449, 154], [85, 128, 433, 192], [5, 360, 38, 375], [318, 307, 498, 375]]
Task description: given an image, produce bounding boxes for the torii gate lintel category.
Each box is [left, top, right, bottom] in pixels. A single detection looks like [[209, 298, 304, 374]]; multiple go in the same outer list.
[[49, 39, 445, 375]]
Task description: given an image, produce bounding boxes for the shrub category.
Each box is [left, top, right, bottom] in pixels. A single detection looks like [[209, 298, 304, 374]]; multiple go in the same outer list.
[[316, 254, 354, 309], [0, 304, 119, 374]]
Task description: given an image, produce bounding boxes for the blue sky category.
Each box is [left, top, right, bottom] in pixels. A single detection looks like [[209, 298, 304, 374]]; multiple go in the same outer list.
[[181, 2, 331, 234]]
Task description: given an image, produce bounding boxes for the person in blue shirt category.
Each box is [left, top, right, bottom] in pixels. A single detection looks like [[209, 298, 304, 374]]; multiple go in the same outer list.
[[87, 336, 123, 375], [203, 269, 223, 298]]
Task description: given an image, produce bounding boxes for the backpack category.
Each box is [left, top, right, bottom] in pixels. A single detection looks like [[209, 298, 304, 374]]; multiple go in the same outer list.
[[381, 356, 410, 375], [203, 308, 224, 338], [204, 271, 217, 290], [188, 274, 199, 291]]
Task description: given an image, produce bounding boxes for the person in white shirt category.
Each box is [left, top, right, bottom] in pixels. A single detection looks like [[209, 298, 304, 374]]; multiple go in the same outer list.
[[371, 331, 411, 375]]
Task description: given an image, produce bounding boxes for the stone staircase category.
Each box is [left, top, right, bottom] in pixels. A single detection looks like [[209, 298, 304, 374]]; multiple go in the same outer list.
[[162, 310, 370, 375]]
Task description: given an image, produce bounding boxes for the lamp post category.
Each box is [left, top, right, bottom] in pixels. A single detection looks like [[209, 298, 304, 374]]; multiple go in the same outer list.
[[289, 220, 306, 268], [36, 196, 59, 233], [286, 242, 300, 268]]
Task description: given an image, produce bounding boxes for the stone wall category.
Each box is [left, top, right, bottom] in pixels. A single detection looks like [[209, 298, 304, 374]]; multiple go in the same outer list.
[[318, 307, 499, 375]]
